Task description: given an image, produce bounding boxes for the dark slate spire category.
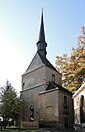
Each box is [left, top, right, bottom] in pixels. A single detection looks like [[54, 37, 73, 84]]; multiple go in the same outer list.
[[36, 8, 47, 58], [38, 8, 45, 42]]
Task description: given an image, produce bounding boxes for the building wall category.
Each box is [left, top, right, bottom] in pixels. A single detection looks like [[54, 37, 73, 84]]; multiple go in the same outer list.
[[73, 84, 85, 125], [21, 61, 62, 121], [21, 64, 62, 121], [74, 96, 80, 124], [46, 67, 62, 86], [38, 89, 73, 128], [22, 63, 62, 92], [22, 66, 46, 91], [39, 89, 59, 123], [58, 90, 73, 128], [21, 84, 46, 121]]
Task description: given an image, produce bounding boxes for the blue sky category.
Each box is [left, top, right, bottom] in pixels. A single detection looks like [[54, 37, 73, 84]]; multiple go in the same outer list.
[[0, 0, 85, 93]]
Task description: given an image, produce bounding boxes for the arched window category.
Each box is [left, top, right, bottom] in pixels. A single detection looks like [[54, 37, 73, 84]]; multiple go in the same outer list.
[[22, 82, 25, 88], [80, 95, 84, 107], [80, 95, 85, 123], [63, 95, 68, 114], [30, 105, 34, 121]]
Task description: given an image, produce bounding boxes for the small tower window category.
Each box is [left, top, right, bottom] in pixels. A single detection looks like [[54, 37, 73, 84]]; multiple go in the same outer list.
[[22, 82, 25, 88], [52, 74, 55, 83], [64, 96, 67, 106]]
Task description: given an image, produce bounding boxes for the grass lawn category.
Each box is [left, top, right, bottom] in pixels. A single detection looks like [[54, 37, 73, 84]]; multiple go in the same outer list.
[[0, 125, 38, 132], [0, 124, 40, 132], [0, 129, 37, 132]]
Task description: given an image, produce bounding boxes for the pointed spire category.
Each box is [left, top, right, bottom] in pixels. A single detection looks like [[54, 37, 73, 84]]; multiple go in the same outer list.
[[38, 7, 45, 42], [36, 8, 47, 58]]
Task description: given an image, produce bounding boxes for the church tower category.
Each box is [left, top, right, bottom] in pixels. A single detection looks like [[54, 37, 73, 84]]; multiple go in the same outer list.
[[21, 9, 73, 129], [36, 9, 47, 58]]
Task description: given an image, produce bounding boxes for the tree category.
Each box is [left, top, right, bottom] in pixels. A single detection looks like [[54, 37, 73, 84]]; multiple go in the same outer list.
[[0, 80, 24, 125], [56, 27, 85, 92]]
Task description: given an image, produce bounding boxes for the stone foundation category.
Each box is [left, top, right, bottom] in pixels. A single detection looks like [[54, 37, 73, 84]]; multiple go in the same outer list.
[[39, 121, 64, 130], [21, 121, 39, 129]]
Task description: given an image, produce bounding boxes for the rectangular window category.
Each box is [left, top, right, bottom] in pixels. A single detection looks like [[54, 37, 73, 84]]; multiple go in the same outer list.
[[64, 96, 67, 106], [63, 95, 69, 114], [52, 74, 55, 83]]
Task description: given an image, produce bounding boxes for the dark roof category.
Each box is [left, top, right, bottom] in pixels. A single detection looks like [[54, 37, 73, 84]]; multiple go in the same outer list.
[[22, 52, 60, 76], [46, 81, 73, 95], [38, 53, 59, 72]]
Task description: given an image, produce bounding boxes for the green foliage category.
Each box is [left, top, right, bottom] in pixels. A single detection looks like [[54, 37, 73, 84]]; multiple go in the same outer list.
[[56, 27, 85, 92], [0, 81, 24, 122]]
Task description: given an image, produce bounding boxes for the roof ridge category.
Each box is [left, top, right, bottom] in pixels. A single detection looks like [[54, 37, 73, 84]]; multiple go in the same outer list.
[[38, 53, 61, 74]]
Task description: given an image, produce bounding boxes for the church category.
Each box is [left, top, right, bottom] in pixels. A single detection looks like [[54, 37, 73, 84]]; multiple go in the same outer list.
[[20, 9, 73, 129]]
